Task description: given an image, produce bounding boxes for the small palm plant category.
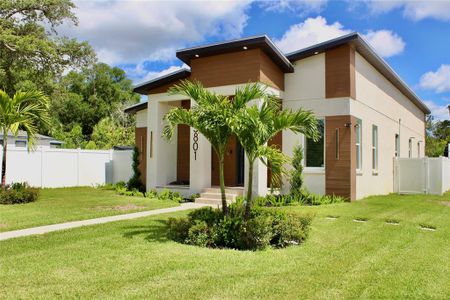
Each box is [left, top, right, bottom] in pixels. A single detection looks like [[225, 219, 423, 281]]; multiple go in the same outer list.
[[231, 90, 319, 219], [0, 90, 51, 187], [163, 81, 266, 215]]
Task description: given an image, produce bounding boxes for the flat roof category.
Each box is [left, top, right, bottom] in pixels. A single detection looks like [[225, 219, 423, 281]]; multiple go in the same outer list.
[[129, 33, 430, 115], [286, 32, 430, 114], [177, 35, 294, 73]]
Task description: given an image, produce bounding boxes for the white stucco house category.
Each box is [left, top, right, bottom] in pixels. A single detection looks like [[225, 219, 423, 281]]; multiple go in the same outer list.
[[1, 130, 63, 149], [125, 33, 430, 203]]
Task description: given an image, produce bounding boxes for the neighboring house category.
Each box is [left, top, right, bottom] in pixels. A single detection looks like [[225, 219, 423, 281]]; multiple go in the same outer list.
[[125, 33, 430, 201], [1, 130, 63, 149]]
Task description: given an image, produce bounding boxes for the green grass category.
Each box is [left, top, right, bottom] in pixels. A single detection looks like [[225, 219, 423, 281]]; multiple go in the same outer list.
[[0, 187, 179, 232], [0, 192, 449, 299]]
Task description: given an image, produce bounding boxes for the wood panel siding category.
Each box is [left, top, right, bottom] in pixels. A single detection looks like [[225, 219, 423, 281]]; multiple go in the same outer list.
[[211, 136, 238, 186], [190, 49, 284, 90], [325, 45, 356, 99], [259, 50, 284, 90], [135, 127, 147, 186], [325, 115, 356, 200], [176, 100, 191, 183]]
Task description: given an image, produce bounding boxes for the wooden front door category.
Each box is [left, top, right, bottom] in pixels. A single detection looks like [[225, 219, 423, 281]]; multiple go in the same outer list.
[[211, 136, 244, 186]]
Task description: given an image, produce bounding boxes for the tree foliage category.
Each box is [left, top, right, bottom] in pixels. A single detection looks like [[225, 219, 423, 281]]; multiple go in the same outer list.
[[51, 63, 139, 137], [0, 0, 95, 96], [290, 145, 304, 197], [426, 116, 449, 157], [0, 89, 50, 186]]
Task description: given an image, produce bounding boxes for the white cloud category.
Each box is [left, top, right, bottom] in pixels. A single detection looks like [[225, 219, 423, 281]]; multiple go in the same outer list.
[[139, 64, 190, 84], [420, 65, 450, 93], [423, 100, 449, 121], [365, 0, 450, 21], [261, 0, 327, 15], [274, 16, 405, 58], [58, 0, 252, 65], [363, 30, 405, 57]]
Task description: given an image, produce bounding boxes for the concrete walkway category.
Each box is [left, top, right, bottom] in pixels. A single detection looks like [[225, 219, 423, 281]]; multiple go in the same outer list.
[[0, 202, 212, 241]]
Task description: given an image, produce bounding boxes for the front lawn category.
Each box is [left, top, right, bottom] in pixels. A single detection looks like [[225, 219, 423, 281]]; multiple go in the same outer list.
[[0, 187, 179, 232], [0, 192, 449, 299]]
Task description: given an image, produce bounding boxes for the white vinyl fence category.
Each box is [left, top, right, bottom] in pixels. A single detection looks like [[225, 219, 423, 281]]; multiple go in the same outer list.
[[394, 157, 450, 195], [0, 147, 133, 188]]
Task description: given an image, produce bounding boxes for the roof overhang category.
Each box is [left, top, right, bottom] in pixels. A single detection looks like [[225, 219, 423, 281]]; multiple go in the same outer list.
[[176, 35, 294, 73], [124, 101, 148, 114], [133, 69, 191, 95], [286, 32, 430, 114]]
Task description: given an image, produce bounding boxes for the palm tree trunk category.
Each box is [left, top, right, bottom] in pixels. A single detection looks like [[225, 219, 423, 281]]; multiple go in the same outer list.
[[244, 158, 254, 221], [218, 155, 228, 215], [1, 135, 7, 188]]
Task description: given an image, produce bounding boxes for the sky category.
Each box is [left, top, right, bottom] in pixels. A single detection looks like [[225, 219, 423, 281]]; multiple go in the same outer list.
[[57, 0, 450, 120]]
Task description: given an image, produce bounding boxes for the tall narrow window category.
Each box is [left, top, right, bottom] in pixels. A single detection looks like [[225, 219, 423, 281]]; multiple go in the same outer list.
[[417, 142, 420, 157], [335, 128, 339, 160], [306, 119, 324, 167], [408, 138, 412, 158], [372, 125, 378, 171], [395, 134, 399, 157], [355, 119, 362, 170]]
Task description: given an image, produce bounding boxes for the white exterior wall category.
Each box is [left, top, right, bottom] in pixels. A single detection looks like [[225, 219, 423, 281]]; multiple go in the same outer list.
[[353, 52, 426, 199], [136, 109, 147, 128], [3, 136, 61, 149], [0, 148, 132, 187]]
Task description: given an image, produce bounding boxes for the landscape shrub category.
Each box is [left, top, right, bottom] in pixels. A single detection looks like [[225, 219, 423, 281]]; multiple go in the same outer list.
[[0, 182, 39, 204], [127, 146, 146, 193], [253, 191, 346, 207], [157, 188, 184, 203], [166, 204, 313, 250]]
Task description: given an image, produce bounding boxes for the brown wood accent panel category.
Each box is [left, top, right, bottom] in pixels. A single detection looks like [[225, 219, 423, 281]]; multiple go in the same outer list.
[[176, 100, 191, 183], [325, 44, 356, 99], [191, 49, 261, 88], [135, 127, 147, 186], [259, 50, 284, 90], [211, 136, 238, 186], [267, 131, 283, 187], [325, 115, 356, 201], [149, 78, 191, 94]]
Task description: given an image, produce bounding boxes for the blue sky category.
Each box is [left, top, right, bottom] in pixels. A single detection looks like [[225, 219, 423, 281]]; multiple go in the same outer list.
[[59, 0, 450, 120]]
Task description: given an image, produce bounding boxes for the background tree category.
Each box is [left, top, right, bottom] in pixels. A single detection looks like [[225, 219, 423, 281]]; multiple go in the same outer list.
[[0, 90, 51, 187], [0, 0, 95, 97], [51, 63, 139, 137], [426, 116, 450, 157], [231, 91, 319, 219]]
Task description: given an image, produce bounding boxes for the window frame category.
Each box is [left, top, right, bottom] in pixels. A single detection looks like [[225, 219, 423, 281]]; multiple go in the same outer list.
[[372, 125, 378, 173], [394, 134, 399, 157], [355, 119, 362, 172], [408, 138, 412, 158]]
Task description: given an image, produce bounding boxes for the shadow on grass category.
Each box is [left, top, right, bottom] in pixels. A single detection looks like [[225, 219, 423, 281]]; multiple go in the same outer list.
[[122, 219, 169, 243]]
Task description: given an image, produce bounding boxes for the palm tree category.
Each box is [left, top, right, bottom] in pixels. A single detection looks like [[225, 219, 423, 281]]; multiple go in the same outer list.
[[230, 91, 319, 220], [162, 81, 266, 215], [0, 90, 51, 187]]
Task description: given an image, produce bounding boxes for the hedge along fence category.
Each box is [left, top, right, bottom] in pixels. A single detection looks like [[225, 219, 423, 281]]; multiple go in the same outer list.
[[0, 147, 133, 188]]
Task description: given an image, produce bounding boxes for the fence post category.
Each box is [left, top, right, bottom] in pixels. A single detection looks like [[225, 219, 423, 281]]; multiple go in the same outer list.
[[424, 157, 429, 194], [77, 148, 81, 186]]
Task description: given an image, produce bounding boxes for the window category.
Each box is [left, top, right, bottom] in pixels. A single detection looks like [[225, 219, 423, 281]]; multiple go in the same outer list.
[[50, 142, 62, 149], [408, 138, 412, 158], [305, 119, 324, 167], [395, 134, 399, 157], [417, 142, 420, 157], [15, 140, 26, 148], [372, 125, 378, 171], [355, 119, 362, 170], [335, 128, 339, 160]]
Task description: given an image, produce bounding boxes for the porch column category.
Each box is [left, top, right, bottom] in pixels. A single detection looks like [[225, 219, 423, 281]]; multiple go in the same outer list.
[[189, 101, 211, 194], [147, 100, 177, 190]]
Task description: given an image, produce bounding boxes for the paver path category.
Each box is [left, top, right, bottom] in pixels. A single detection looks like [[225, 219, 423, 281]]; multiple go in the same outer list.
[[0, 202, 212, 241]]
